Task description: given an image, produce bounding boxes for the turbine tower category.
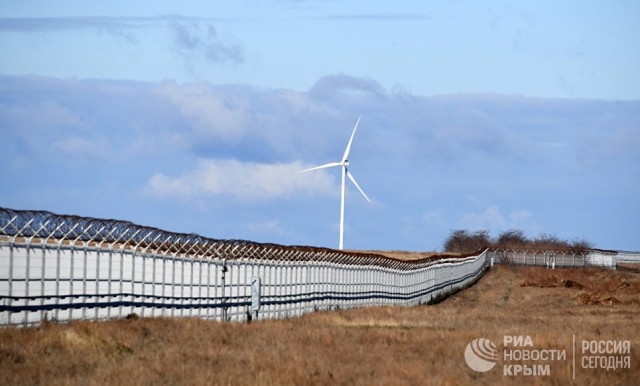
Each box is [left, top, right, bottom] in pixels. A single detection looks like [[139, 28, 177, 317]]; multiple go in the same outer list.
[[299, 117, 371, 250]]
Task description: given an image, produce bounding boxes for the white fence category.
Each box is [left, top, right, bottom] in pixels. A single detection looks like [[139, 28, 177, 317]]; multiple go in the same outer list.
[[487, 249, 638, 269], [616, 251, 640, 265], [0, 208, 487, 327]]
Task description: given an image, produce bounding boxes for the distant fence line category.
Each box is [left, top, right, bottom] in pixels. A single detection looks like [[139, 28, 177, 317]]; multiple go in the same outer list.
[[0, 208, 486, 327], [615, 251, 640, 265], [486, 248, 640, 269]]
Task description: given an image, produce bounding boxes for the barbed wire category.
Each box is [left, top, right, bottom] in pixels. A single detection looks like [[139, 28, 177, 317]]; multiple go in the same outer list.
[[0, 207, 470, 270]]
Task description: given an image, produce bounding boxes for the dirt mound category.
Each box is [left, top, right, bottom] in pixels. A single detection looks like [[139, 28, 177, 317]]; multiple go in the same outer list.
[[577, 292, 622, 306], [560, 279, 585, 289], [520, 276, 584, 290]]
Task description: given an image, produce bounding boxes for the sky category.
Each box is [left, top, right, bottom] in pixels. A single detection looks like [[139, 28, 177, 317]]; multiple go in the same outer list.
[[0, 1, 639, 252]]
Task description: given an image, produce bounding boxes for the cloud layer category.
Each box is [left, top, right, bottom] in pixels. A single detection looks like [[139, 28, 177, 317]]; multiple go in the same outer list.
[[1, 74, 638, 250], [146, 159, 336, 201], [0, 15, 244, 65]]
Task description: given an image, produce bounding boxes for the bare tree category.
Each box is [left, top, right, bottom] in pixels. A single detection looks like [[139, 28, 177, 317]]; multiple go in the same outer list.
[[494, 229, 528, 250], [443, 229, 490, 254]]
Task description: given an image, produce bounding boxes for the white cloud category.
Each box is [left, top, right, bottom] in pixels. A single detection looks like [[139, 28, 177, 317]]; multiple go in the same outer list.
[[310, 74, 386, 98], [154, 81, 252, 142], [0, 99, 85, 132], [509, 209, 532, 222], [246, 221, 284, 236], [423, 210, 444, 226], [460, 205, 532, 231], [53, 136, 109, 160], [170, 22, 244, 64], [146, 159, 337, 201]]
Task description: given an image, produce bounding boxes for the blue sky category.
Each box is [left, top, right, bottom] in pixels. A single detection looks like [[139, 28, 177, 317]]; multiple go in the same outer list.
[[1, 1, 639, 251]]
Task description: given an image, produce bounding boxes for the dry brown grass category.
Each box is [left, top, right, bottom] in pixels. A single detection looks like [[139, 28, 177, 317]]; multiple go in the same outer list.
[[352, 250, 459, 261], [1, 265, 639, 385]]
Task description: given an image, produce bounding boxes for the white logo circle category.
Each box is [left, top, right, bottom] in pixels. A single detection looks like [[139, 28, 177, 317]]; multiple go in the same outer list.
[[464, 338, 498, 372]]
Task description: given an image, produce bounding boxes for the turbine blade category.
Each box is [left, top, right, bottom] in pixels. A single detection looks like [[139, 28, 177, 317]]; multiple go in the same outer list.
[[298, 162, 342, 173], [341, 116, 361, 163], [345, 168, 371, 203]]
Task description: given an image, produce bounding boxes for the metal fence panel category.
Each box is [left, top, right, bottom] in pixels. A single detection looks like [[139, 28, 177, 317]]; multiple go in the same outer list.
[[616, 251, 640, 264], [487, 249, 622, 269]]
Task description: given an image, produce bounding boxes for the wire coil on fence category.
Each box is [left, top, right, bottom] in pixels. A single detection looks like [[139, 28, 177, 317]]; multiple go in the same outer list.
[[0, 207, 470, 269]]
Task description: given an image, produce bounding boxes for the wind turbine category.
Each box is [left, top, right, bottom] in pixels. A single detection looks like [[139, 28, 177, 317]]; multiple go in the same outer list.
[[299, 117, 371, 250]]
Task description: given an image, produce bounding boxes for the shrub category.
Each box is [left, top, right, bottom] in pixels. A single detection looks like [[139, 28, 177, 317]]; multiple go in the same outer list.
[[531, 233, 568, 251], [443, 229, 490, 254], [442, 229, 595, 254], [494, 229, 528, 250], [570, 238, 595, 254]]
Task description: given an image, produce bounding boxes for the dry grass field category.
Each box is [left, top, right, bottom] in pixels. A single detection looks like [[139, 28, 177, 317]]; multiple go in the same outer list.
[[354, 250, 460, 261], [1, 264, 638, 385]]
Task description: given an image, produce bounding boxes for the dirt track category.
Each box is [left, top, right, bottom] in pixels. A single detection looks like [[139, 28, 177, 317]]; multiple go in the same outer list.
[[1, 265, 638, 385]]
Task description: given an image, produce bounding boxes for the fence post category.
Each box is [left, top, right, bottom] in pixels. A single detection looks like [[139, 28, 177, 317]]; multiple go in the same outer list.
[[221, 258, 227, 321], [7, 235, 15, 326]]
